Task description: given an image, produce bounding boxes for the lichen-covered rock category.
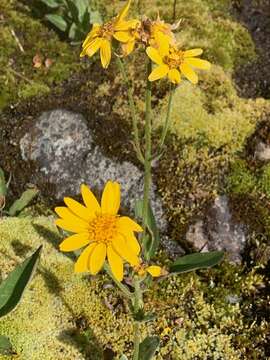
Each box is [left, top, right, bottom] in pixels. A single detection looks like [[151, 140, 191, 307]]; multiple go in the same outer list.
[[19, 109, 166, 230], [186, 196, 246, 263], [0, 216, 267, 359]]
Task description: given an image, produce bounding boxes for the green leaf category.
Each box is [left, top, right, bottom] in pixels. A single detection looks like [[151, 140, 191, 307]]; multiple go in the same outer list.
[[75, 0, 89, 22], [68, 22, 77, 40], [40, 0, 60, 8], [139, 336, 160, 360], [169, 251, 224, 274], [0, 246, 42, 318], [135, 200, 160, 260], [45, 14, 68, 32], [8, 188, 39, 216], [0, 335, 13, 355]]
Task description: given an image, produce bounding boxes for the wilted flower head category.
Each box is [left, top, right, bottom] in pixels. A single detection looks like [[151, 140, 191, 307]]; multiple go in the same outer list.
[[146, 33, 211, 84], [121, 14, 178, 57], [80, 0, 136, 68], [134, 262, 167, 277], [55, 181, 143, 281]]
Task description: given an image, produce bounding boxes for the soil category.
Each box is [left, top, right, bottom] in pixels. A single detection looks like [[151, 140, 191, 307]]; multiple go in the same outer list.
[[233, 0, 270, 98]]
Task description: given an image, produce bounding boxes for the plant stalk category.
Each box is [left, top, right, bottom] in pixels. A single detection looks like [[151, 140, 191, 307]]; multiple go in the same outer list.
[[132, 277, 143, 360]]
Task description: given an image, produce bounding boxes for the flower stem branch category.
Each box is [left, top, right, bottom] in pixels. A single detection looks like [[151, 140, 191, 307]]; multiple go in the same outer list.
[[116, 57, 144, 164], [142, 60, 152, 241], [103, 262, 132, 299], [154, 84, 175, 157]]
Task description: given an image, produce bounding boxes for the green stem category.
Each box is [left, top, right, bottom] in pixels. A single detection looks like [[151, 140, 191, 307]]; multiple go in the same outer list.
[[116, 57, 144, 164], [103, 262, 132, 299], [132, 277, 143, 360], [142, 60, 152, 238], [155, 84, 174, 156]]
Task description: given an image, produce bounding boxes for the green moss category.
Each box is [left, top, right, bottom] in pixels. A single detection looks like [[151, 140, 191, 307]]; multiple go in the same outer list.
[[0, 0, 77, 109], [226, 160, 257, 195], [0, 216, 268, 359], [155, 66, 256, 153], [259, 164, 270, 197]]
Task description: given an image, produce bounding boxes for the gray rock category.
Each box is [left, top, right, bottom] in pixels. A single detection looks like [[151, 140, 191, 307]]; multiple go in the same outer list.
[[254, 141, 270, 161], [20, 109, 166, 230], [186, 195, 246, 263]]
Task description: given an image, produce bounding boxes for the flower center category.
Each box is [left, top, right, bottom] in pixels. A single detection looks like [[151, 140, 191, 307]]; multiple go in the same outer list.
[[88, 214, 118, 244], [99, 21, 115, 39], [164, 48, 184, 69]]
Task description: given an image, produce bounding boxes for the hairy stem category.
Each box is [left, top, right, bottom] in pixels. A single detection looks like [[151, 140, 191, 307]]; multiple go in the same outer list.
[[142, 60, 152, 240]]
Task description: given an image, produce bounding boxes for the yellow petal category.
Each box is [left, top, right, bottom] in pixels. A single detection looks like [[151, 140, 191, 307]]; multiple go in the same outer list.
[[115, 19, 140, 31], [122, 40, 135, 56], [101, 181, 120, 215], [155, 32, 169, 57], [118, 216, 143, 233], [168, 68, 181, 84], [59, 233, 90, 252], [55, 207, 89, 228], [100, 39, 111, 69], [82, 24, 100, 48], [55, 218, 87, 233], [185, 58, 211, 70], [116, 0, 131, 22], [64, 197, 93, 221], [183, 48, 203, 58], [125, 232, 141, 255], [81, 184, 101, 214], [180, 63, 198, 84], [80, 37, 102, 58], [112, 236, 139, 266], [89, 242, 107, 275], [74, 243, 97, 273], [146, 47, 163, 65], [146, 265, 162, 277], [113, 31, 132, 43], [107, 244, 124, 281], [148, 64, 169, 82]]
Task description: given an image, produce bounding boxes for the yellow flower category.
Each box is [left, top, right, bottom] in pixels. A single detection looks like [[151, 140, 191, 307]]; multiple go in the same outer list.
[[55, 181, 143, 281], [80, 0, 135, 68], [134, 263, 166, 277], [146, 34, 211, 84]]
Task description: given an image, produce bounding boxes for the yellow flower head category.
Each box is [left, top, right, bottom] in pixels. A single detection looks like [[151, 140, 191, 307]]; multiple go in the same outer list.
[[80, 0, 136, 68], [55, 181, 143, 281], [146, 34, 211, 84], [134, 263, 167, 277]]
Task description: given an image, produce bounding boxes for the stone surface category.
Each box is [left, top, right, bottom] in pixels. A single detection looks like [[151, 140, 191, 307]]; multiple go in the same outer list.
[[186, 195, 246, 263], [20, 109, 166, 230], [254, 141, 270, 161]]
